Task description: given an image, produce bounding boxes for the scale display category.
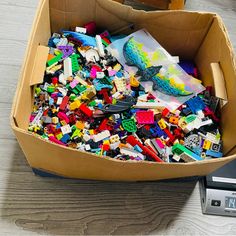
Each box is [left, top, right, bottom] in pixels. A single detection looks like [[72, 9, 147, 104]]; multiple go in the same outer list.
[[225, 197, 236, 209], [199, 159, 236, 217]]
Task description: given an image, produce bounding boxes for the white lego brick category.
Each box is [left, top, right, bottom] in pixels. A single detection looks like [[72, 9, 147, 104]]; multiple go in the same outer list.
[[85, 48, 100, 62], [173, 154, 181, 162], [120, 147, 145, 159], [194, 118, 213, 129], [96, 71, 105, 78], [61, 124, 71, 135], [144, 139, 158, 154], [59, 73, 67, 85], [93, 130, 110, 142], [56, 97, 63, 105], [110, 141, 120, 150], [134, 102, 165, 109], [64, 57, 72, 79], [75, 26, 87, 34], [95, 35, 105, 57], [85, 144, 91, 151], [110, 134, 120, 144], [83, 133, 91, 142], [84, 122, 90, 129]]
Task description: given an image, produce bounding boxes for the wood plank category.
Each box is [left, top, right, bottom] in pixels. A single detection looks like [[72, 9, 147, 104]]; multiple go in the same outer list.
[[0, 65, 20, 103], [0, 4, 36, 41], [0, 103, 16, 140]]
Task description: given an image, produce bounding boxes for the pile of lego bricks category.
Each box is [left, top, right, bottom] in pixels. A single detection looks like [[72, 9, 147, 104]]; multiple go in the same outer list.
[[28, 23, 223, 163]]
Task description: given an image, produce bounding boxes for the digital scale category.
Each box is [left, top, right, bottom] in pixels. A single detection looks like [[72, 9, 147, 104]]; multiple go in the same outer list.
[[199, 159, 236, 217]]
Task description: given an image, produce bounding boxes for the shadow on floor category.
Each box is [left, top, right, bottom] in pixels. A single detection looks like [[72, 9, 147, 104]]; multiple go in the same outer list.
[[0, 141, 198, 235]]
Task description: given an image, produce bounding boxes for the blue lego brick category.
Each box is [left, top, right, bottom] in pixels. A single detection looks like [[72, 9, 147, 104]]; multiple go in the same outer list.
[[206, 149, 223, 158], [186, 96, 206, 114], [60, 133, 71, 143]]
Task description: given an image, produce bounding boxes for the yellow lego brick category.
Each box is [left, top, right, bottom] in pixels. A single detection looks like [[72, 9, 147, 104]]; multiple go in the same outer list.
[[103, 140, 110, 145], [203, 140, 212, 150], [89, 129, 95, 135], [69, 100, 81, 110], [56, 133, 63, 140], [33, 126, 40, 132], [158, 119, 167, 129], [113, 63, 121, 71], [60, 120, 67, 126], [52, 117, 59, 124]]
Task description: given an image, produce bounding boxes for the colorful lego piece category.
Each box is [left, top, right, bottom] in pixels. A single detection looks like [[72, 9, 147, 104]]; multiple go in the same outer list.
[[136, 110, 154, 124]]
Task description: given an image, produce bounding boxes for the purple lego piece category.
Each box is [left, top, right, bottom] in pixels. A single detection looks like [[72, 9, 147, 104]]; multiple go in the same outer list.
[[58, 45, 74, 59]]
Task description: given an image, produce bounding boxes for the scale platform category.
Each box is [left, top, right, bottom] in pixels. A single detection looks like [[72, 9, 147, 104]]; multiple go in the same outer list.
[[199, 159, 236, 217]]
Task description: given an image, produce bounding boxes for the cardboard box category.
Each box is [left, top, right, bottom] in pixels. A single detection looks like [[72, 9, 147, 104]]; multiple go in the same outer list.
[[10, 0, 236, 181]]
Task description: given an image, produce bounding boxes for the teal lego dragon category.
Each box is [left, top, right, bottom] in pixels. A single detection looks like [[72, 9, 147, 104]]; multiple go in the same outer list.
[[123, 37, 193, 96]]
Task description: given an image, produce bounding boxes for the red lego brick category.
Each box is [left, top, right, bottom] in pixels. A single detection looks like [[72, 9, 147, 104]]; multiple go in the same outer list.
[[79, 103, 93, 117], [98, 88, 112, 104], [98, 118, 113, 131], [102, 144, 110, 151], [59, 96, 69, 111], [162, 108, 170, 117]]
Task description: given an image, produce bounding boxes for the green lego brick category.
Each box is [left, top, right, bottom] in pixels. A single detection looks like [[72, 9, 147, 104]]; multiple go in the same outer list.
[[122, 119, 137, 132], [88, 100, 96, 107], [70, 54, 80, 73], [47, 53, 62, 67], [76, 84, 87, 93], [185, 114, 197, 123], [69, 94, 77, 101], [47, 85, 55, 93]]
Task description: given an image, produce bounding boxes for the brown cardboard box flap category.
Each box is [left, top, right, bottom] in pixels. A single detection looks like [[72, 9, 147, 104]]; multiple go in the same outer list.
[[210, 62, 228, 107], [30, 45, 49, 86]]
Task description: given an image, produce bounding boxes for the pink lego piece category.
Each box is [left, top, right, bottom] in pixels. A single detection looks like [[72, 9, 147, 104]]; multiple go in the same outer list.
[[58, 112, 69, 123], [29, 115, 35, 122], [155, 139, 165, 149], [69, 79, 79, 88], [108, 70, 116, 76], [50, 92, 58, 99], [136, 110, 154, 124], [90, 66, 102, 79]]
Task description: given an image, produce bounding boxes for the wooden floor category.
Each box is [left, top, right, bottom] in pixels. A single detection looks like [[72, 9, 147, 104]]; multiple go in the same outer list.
[[0, 0, 236, 235]]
